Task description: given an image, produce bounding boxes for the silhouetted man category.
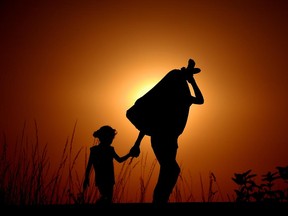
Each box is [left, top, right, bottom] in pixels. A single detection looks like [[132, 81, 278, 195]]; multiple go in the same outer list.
[[127, 59, 204, 203]]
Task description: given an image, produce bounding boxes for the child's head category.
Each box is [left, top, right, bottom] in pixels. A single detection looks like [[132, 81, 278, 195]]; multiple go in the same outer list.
[[93, 125, 117, 145]]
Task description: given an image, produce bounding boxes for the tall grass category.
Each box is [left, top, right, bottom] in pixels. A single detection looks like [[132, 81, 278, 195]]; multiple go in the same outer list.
[[0, 121, 227, 205], [0, 120, 84, 205], [0, 120, 51, 205]]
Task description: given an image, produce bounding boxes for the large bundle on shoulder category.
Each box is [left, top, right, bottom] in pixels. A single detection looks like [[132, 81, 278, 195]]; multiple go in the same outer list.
[[126, 69, 192, 137]]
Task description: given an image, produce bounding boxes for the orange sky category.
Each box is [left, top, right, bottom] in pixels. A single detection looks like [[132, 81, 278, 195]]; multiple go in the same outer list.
[[1, 0, 288, 202]]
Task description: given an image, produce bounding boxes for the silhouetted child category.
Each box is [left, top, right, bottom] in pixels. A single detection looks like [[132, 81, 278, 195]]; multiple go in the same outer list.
[[83, 125, 132, 204]]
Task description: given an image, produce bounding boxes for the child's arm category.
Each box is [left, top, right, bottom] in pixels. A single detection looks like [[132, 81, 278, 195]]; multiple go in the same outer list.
[[114, 151, 132, 163]]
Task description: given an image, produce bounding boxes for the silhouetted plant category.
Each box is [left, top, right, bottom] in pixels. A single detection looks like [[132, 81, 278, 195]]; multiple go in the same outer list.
[[232, 169, 257, 202], [233, 167, 288, 202]]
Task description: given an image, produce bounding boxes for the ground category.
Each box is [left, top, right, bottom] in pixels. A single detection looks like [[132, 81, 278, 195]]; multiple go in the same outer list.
[[2, 202, 288, 215]]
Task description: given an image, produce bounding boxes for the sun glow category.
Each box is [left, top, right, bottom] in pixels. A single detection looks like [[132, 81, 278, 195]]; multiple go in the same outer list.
[[128, 79, 158, 106]]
